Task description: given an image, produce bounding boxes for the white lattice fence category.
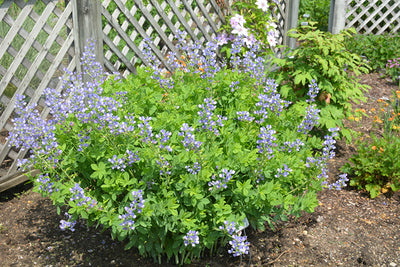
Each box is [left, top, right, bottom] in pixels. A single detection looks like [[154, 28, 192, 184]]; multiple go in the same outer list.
[[101, 0, 230, 78], [347, 0, 400, 34], [0, 0, 76, 191], [330, 0, 400, 34]]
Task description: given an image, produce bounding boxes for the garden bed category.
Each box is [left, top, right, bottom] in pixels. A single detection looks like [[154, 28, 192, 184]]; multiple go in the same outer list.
[[0, 72, 399, 266]]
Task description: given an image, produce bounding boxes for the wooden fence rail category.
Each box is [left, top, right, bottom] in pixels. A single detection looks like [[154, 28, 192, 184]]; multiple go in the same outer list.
[[0, 0, 299, 193]]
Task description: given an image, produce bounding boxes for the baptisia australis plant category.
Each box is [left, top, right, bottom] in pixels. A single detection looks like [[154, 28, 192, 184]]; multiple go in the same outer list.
[[8, 35, 346, 264]]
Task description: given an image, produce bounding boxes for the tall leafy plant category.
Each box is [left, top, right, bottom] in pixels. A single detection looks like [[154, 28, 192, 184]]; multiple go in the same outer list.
[[270, 23, 370, 140]]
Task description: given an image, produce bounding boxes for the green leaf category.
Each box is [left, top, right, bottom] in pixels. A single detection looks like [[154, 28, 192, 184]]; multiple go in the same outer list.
[[365, 184, 381, 198]]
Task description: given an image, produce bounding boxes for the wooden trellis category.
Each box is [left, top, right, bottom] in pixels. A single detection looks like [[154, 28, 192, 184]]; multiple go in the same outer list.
[[0, 0, 75, 192], [0, 0, 299, 192], [329, 0, 400, 34], [101, 0, 231, 78]]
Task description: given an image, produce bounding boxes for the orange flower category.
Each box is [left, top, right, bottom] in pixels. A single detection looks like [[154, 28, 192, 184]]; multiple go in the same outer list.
[[380, 147, 384, 153], [372, 146, 377, 150], [177, 59, 186, 67], [371, 108, 376, 112], [373, 116, 383, 123]]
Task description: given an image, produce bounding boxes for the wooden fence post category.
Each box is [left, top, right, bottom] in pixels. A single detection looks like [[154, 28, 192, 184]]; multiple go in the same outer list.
[[71, 0, 103, 73], [328, 0, 347, 34], [285, 0, 300, 49]]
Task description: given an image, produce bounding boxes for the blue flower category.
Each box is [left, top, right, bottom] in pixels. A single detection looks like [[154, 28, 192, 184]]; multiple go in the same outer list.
[[119, 190, 145, 231], [228, 234, 250, 257], [59, 212, 76, 232], [183, 230, 200, 247]]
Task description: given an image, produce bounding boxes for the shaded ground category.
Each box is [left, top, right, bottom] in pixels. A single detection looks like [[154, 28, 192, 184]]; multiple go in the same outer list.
[[1, 72, 400, 266]]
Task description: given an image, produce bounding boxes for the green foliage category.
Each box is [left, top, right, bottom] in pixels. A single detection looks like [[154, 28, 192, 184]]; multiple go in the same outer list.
[[270, 23, 370, 139], [299, 0, 331, 31], [345, 33, 400, 72], [342, 91, 400, 198], [24, 62, 337, 263]]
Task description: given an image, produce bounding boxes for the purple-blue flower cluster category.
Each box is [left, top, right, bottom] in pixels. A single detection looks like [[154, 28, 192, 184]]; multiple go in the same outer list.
[[8, 94, 61, 169], [208, 168, 235, 191], [155, 129, 172, 152], [156, 156, 172, 176], [185, 161, 201, 175], [119, 190, 145, 231], [69, 183, 98, 208], [307, 79, 320, 103], [237, 111, 255, 122], [328, 173, 349, 190], [142, 38, 174, 89], [275, 164, 293, 178], [59, 212, 77, 232], [228, 234, 250, 257], [183, 230, 200, 247], [198, 97, 227, 136], [279, 139, 305, 153], [254, 79, 291, 122], [219, 221, 237, 235], [297, 105, 320, 134], [138, 116, 155, 144], [257, 125, 277, 159], [219, 221, 250, 257], [36, 173, 55, 195], [108, 150, 140, 172], [178, 123, 202, 151]]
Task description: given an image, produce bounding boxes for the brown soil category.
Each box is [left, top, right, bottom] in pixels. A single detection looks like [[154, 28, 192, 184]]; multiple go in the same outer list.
[[1, 72, 400, 267]]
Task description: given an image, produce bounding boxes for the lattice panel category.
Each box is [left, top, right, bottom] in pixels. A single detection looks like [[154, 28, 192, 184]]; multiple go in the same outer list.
[[102, 0, 228, 78], [346, 0, 400, 34], [0, 0, 76, 176], [274, 0, 287, 48]]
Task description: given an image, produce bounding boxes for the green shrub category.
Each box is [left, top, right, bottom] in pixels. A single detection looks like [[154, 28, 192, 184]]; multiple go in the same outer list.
[[345, 33, 400, 72], [270, 23, 370, 140], [9, 38, 341, 264]]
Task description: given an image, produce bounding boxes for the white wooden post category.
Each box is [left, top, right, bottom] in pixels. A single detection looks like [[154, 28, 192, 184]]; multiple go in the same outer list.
[[328, 0, 347, 34], [285, 0, 300, 49], [71, 0, 103, 73]]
